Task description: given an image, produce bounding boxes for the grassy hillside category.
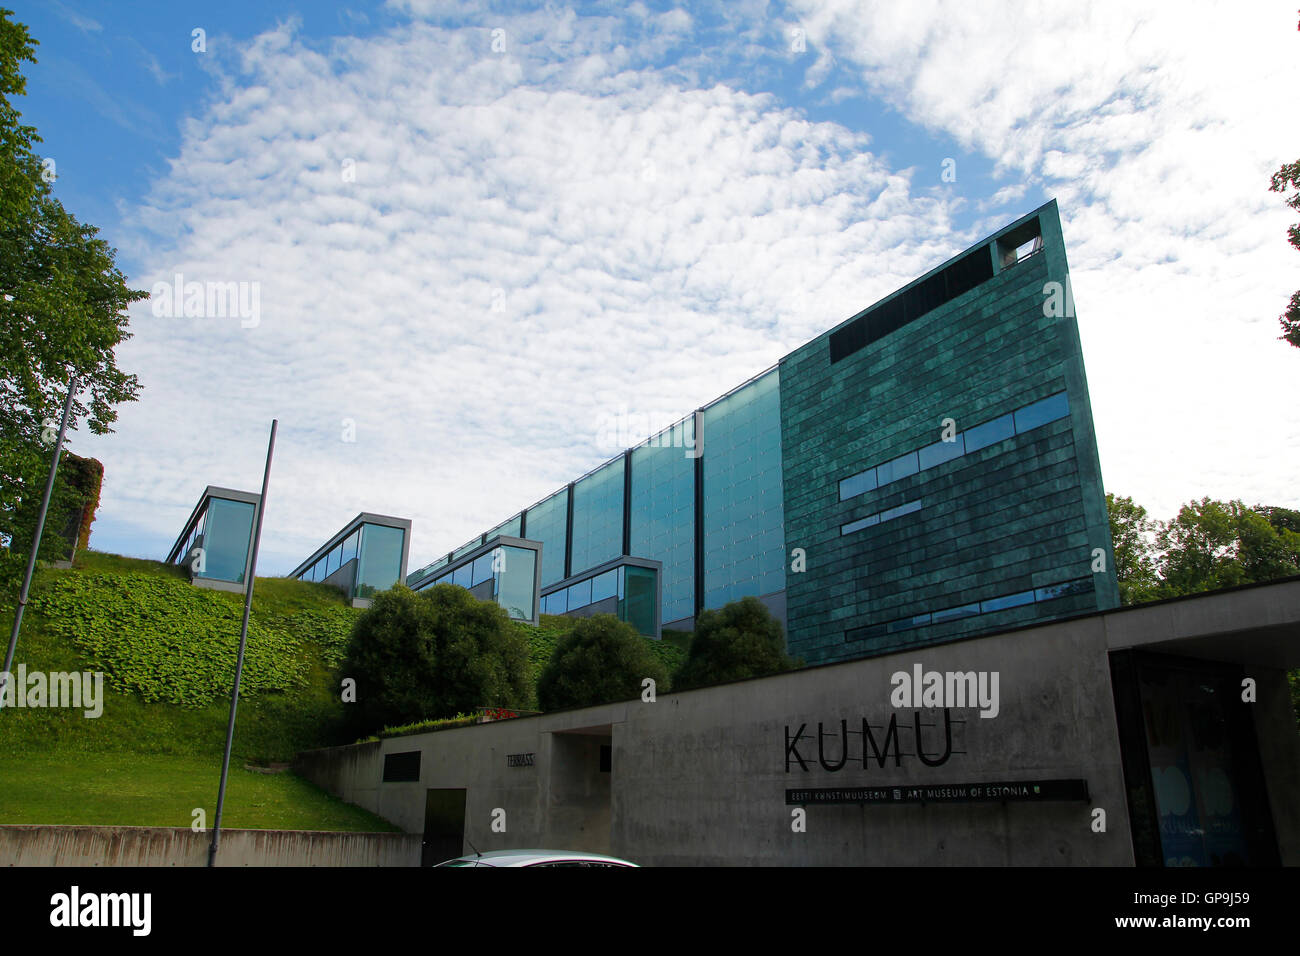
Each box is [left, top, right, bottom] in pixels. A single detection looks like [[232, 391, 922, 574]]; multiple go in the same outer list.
[[0, 551, 688, 829]]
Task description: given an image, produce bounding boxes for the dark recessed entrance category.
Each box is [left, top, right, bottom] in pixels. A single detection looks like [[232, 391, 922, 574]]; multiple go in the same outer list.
[[422, 788, 467, 867], [1111, 651, 1279, 867]]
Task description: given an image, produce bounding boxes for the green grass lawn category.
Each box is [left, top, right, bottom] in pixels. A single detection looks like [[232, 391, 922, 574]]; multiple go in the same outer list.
[[0, 550, 689, 831], [0, 752, 397, 830]]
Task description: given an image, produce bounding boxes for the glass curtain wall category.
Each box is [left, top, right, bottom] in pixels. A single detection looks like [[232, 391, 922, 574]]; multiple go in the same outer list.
[[570, 458, 624, 576], [201, 498, 256, 583], [356, 523, 405, 599], [701, 370, 784, 610], [524, 489, 568, 588], [629, 416, 695, 625]]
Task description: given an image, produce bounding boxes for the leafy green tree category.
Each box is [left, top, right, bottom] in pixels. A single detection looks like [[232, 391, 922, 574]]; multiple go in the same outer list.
[[0, 8, 144, 590], [1269, 160, 1300, 348], [341, 584, 530, 733], [1106, 493, 1162, 604], [1156, 498, 1300, 597], [536, 614, 668, 711], [673, 595, 797, 691]]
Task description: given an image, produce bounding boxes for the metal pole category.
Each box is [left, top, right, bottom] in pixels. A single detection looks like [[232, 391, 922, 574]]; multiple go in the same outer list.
[[2, 375, 78, 710], [208, 419, 277, 867]]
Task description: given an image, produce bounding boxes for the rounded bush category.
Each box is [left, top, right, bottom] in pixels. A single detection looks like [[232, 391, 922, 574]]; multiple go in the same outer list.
[[672, 595, 797, 691], [537, 614, 668, 711]]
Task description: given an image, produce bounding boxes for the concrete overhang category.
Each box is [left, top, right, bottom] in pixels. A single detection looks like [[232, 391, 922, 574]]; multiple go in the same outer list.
[[1103, 576, 1300, 669]]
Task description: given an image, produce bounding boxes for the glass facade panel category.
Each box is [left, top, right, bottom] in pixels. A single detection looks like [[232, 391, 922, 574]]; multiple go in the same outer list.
[[918, 435, 966, 470], [452, 537, 480, 561], [471, 552, 495, 587], [701, 370, 784, 610], [880, 499, 922, 522], [340, 529, 360, 567], [525, 489, 568, 588], [1014, 391, 1070, 433], [962, 413, 1015, 453], [629, 416, 695, 624], [932, 602, 980, 623], [356, 523, 405, 599], [1035, 578, 1092, 602], [544, 589, 567, 614], [841, 514, 880, 536], [200, 498, 256, 583], [838, 469, 877, 501], [496, 545, 536, 621], [568, 577, 592, 610], [876, 450, 919, 487], [591, 569, 618, 604], [620, 565, 657, 637], [452, 562, 473, 589], [980, 589, 1035, 613], [570, 458, 625, 576], [486, 514, 523, 540]]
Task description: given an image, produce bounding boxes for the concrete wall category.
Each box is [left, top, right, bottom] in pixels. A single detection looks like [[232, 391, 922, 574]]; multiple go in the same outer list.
[[0, 825, 420, 867], [296, 612, 1139, 866]]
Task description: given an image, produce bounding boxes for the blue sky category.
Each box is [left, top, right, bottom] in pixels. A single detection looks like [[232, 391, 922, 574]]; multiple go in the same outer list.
[[13, 0, 1300, 574]]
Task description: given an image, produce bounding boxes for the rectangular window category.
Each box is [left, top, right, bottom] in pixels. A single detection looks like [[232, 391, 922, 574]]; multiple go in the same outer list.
[[887, 613, 932, 634], [962, 413, 1016, 453], [591, 569, 618, 604], [471, 552, 495, 588], [879, 499, 922, 523], [917, 435, 965, 470], [980, 589, 1035, 613], [1035, 578, 1093, 602], [568, 577, 592, 610], [1014, 391, 1070, 434], [525, 489, 569, 588], [382, 751, 421, 783], [629, 416, 695, 626], [496, 545, 537, 621], [571, 458, 625, 576], [356, 524, 405, 600], [875, 451, 919, 487], [701, 369, 784, 610], [932, 602, 980, 624], [838, 468, 877, 502], [198, 498, 256, 583], [841, 513, 880, 536], [840, 499, 922, 537], [544, 589, 567, 615]]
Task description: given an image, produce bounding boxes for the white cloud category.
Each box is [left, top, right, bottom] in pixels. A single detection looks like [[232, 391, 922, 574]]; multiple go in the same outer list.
[[787, 0, 1300, 520], [80, 1, 1300, 578], [87, 14, 960, 573]]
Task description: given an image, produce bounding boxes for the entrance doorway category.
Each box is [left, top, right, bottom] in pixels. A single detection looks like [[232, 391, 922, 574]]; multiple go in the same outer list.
[[1111, 651, 1279, 866], [421, 788, 467, 867]]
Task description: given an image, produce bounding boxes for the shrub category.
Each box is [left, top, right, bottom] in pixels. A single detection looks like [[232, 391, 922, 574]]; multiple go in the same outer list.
[[341, 584, 530, 733], [536, 614, 669, 711], [672, 596, 797, 691]]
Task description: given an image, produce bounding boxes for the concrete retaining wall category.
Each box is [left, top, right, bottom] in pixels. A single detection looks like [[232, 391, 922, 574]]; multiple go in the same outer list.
[[0, 826, 420, 867]]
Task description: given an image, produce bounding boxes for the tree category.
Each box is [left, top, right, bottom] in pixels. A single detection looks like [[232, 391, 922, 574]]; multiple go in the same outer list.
[[1106, 493, 1161, 604], [536, 614, 668, 711], [673, 595, 798, 691], [1155, 498, 1300, 597], [0, 8, 144, 590], [341, 584, 531, 733], [1268, 159, 1300, 348]]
